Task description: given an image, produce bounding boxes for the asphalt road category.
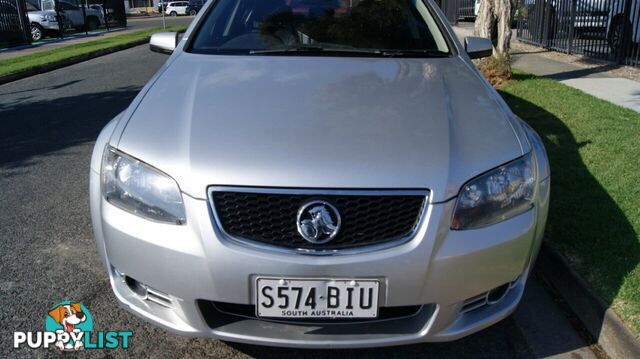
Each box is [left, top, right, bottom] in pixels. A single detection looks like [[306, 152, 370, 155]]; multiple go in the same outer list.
[[0, 45, 596, 358]]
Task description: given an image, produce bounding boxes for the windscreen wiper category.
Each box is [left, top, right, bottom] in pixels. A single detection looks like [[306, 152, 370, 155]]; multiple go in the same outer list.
[[380, 49, 450, 58], [249, 45, 383, 56], [250, 46, 449, 58]]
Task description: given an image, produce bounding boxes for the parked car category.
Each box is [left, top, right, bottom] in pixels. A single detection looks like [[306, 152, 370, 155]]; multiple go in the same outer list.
[[573, 0, 610, 35], [158, 0, 169, 13], [185, 0, 204, 15], [88, 4, 115, 23], [607, 0, 640, 51], [165, 1, 188, 16], [26, 2, 67, 41], [91, 0, 550, 348], [523, 0, 609, 40], [40, 0, 104, 30]]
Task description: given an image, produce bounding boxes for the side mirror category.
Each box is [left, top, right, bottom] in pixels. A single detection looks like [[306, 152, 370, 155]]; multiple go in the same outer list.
[[150, 32, 179, 54], [465, 36, 493, 59]]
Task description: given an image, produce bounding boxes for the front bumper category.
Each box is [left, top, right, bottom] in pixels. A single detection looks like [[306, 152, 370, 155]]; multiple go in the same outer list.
[[39, 21, 61, 31], [90, 165, 550, 348]]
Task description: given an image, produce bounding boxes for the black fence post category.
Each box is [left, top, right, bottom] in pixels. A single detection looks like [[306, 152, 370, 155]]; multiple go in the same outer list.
[[54, 0, 64, 38], [616, 0, 633, 64], [516, 0, 522, 39], [102, 0, 110, 31], [542, 0, 551, 47], [567, 0, 576, 54], [80, 0, 88, 35], [15, 0, 32, 45]]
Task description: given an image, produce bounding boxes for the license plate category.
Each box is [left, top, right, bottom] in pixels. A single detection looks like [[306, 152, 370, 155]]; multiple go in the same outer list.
[[256, 278, 379, 319]]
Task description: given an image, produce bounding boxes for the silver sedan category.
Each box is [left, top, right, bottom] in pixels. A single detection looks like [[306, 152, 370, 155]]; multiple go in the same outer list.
[[90, 0, 550, 348]]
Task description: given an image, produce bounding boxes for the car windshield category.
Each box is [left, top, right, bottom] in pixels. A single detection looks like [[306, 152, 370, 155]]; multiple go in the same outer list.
[[189, 0, 450, 56]]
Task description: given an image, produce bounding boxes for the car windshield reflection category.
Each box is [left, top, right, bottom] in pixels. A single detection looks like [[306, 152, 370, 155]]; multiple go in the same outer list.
[[189, 0, 450, 56]]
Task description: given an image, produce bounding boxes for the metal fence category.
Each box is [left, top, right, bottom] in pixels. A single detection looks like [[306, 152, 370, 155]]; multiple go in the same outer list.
[[516, 0, 640, 67], [42, 0, 127, 31], [0, 0, 127, 44], [85, 0, 127, 28], [459, 0, 477, 18], [0, 0, 31, 48]]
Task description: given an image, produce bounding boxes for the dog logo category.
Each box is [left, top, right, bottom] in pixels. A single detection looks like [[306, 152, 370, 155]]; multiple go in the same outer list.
[[296, 200, 341, 244], [14, 300, 131, 350], [45, 301, 93, 351], [48, 302, 86, 333]]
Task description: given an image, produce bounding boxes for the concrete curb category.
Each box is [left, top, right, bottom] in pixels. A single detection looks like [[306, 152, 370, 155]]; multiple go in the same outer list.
[[0, 39, 149, 86], [536, 242, 640, 359]]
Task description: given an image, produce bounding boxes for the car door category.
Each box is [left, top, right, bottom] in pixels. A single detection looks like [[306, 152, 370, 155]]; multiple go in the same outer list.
[[178, 1, 188, 14], [59, 1, 83, 26], [165, 2, 175, 14]]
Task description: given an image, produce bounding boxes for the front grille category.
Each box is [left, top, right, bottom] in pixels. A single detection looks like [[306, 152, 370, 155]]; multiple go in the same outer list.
[[209, 188, 427, 250]]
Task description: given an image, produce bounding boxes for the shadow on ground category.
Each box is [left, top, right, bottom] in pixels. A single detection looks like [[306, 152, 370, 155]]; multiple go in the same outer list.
[[0, 86, 139, 169], [224, 317, 530, 358], [542, 64, 621, 81], [500, 73, 640, 339]]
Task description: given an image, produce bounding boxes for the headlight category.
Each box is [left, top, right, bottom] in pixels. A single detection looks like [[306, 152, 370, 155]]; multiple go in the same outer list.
[[452, 153, 536, 230], [101, 147, 186, 224], [45, 14, 57, 21]]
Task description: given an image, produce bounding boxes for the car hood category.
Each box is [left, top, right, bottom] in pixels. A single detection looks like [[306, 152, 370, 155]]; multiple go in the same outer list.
[[117, 53, 525, 202]]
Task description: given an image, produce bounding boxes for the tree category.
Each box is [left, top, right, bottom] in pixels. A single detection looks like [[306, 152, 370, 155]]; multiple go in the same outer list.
[[474, 0, 512, 57], [474, 0, 513, 86]]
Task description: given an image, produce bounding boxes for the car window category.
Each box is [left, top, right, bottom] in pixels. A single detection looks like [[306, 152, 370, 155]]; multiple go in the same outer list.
[[41, 0, 54, 11], [189, 0, 450, 56]]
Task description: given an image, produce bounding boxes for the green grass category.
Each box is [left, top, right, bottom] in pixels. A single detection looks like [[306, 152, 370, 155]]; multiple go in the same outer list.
[[499, 71, 640, 336], [0, 25, 187, 78]]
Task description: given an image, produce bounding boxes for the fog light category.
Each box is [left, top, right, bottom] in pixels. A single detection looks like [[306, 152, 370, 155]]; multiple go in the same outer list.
[[487, 283, 510, 304], [124, 276, 148, 298], [461, 277, 520, 313], [122, 275, 174, 308]]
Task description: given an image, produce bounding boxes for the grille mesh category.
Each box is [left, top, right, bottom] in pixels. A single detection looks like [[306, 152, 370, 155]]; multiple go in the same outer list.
[[210, 190, 426, 250]]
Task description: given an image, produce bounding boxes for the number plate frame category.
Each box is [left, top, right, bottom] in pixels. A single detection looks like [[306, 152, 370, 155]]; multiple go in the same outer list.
[[255, 277, 380, 319]]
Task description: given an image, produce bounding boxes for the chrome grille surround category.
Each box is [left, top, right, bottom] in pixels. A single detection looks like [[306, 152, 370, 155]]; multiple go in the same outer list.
[[207, 187, 430, 256]]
